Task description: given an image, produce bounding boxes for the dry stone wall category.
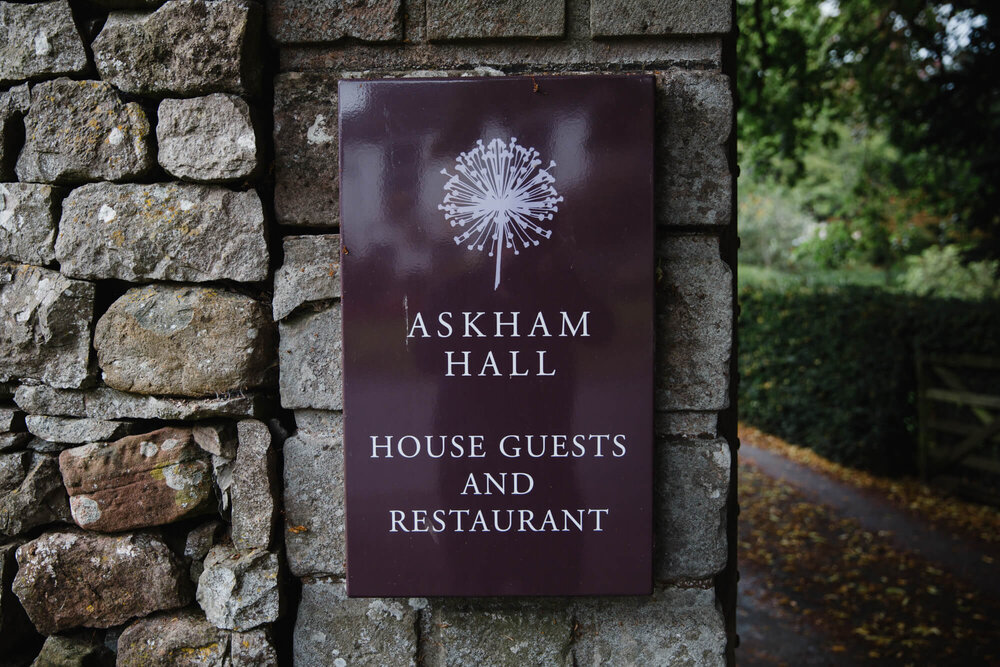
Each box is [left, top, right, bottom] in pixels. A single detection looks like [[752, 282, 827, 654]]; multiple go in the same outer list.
[[0, 0, 737, 664]]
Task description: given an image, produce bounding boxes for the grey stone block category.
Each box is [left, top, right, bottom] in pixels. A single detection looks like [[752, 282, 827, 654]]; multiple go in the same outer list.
[[25, 437, 64, 454], [273, 234, 341, 321], [0, 1, 88, 84], [294, 578, 417, 667], [16, 79, 153, 185], [0, 451, 29, 492], [280, 39, 723, 73], [422, 599, 573, 666], [0, 84, 30, 181], [591, 0, 731, 37], [57, 182, 268, 283], [0, 262, 94, 390], [30, 634, 111, 666], [266, 0, 402, 44], [192, 421, 238, 458], [94, 284, 276, 398], [655, 235, 732, 411], [14, 384, 265, 421], [293, 408, 343, 438], [157, 94, 260, 183], [90, 0, 165, 6], [117, 608, 277, 666], [279, 303, 343, 410], [197, 544, 280, 632], [283, 411, 344, 577], [0, 451, 70, 538], [232, 419, 277, 551], [426, 0, 564, 40], [656, 70, 733, 227], [14, 530, 191, 634], [231, 627, 279, 666], [655, 439, 730, 581], [0, 406, 24, 433], [185, 521, 223, 561], [0, 539, 33, 652], [93, 0, 262, 97], [184, 519, 224, 583], [273, 72, 339, 227], [0, 432, 31, 452], [0, 183, 61, 266], [573, 586, 726, 665], [14, 385, 86, 417], [117, 608, 230, 666], [656, 411, 719, 440], [25, 415, 138, 444]]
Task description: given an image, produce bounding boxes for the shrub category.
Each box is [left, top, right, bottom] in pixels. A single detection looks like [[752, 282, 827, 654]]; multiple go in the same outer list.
[[737, 182, 815, 268], [899, 245, 1000, 301], [739, 284, 1000, 473]]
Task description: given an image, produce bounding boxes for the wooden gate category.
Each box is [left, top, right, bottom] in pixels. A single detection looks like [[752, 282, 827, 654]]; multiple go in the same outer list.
[[916, 352, 1000, 505]]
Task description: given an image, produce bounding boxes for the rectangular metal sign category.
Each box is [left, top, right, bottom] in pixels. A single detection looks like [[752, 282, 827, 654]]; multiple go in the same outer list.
[[340, 74, 654, 596]]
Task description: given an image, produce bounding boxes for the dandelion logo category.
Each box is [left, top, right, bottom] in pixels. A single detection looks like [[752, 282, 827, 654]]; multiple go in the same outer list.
[[439, 137, 563, 291]]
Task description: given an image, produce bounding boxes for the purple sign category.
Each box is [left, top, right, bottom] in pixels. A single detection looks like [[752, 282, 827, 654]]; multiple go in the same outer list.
[[339, 75, 654, 596]]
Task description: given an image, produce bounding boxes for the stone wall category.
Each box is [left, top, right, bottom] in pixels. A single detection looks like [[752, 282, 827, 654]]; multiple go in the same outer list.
[[0, 0, 737, 665]]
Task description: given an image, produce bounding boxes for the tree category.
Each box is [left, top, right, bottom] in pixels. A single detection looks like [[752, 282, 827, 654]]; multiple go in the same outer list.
[[738, 0, 1000, 258]]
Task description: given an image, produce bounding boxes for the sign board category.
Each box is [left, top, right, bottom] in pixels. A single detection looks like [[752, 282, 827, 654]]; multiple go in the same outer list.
[[340, 75, 654, 596]]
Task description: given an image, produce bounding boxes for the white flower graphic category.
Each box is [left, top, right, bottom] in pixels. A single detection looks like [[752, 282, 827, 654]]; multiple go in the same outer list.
[[439, 137, 563, 290]]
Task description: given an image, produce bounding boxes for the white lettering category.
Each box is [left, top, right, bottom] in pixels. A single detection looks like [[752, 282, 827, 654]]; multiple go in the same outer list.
[[560, 311, 590, 337], [613, 434, 627, 457], [537, 350, 556, 376], [509, 350, 529, 377], [528, 312, 551, 337], [397, 435, 420, 458], [460, 473, 481, 495], [589, 508, 609, 531], [371, 435, 392, 458], [479, 351, 502, 376], [449, 509, 470, 531], [437, 312, 454, 337], [499, 434, 521, 457], [519, 509, 541, 532], [495, 311, 520, 336], [470, 511, 489, 532], [493, 509, 514, 532], [463, 312, 486, 337], [512, 472, 534, 495], [445, 351, 471, 376], [407, 313, 430, 338], [562, 509, 584, 531]]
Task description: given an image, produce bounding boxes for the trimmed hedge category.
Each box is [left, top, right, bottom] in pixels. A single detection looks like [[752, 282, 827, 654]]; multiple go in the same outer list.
[[739, 285, 1000, 473]]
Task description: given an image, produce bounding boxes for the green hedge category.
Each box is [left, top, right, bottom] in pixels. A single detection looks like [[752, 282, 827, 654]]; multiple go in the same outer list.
[[739, 285, 1000, 473]]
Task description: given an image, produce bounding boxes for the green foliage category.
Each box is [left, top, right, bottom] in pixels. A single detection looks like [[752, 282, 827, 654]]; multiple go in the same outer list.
[[737, 181, 814, 268], [899, 245, 1000, 300], [738, 263, 889, 291], [790, 218, 907, 270], [737, 0, 840, 180], [738, 0, 1000, 258], [739, 284, 1000, 472], [792, 220, 866, 269], [740, 122, 945, 272]]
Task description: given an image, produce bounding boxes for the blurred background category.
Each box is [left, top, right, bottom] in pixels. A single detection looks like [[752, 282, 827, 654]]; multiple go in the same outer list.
[[734, 0, 1000, 663]]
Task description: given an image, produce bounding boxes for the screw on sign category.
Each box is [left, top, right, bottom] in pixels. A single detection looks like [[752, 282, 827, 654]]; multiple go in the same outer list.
[[439, 137, 563, 290]]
